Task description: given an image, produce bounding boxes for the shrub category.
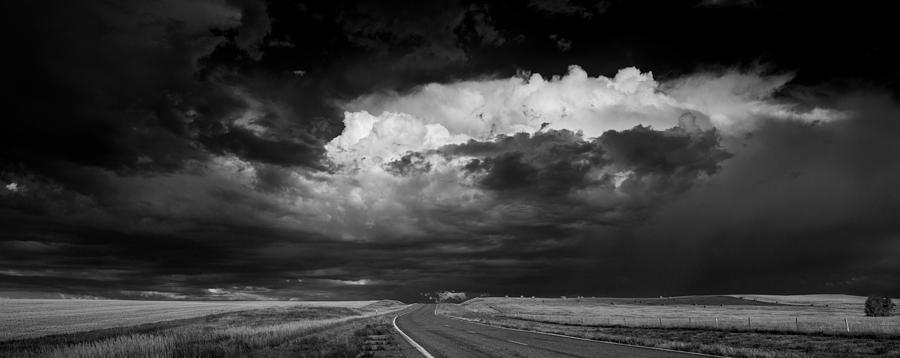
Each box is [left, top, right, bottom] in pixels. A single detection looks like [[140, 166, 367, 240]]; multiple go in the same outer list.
[[864, 296, 895, 317]]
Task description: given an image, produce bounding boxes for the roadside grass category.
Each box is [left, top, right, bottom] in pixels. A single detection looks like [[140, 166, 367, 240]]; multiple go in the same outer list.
[[0, 301, 410, 358], [271, 315, 417, 357], [462, 296, 900, 335], [438, 303, 900, 358], [0, 298, 376, 341]]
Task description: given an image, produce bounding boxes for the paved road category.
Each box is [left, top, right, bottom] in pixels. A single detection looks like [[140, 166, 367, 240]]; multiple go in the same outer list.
[[395, 304, 704, 358]]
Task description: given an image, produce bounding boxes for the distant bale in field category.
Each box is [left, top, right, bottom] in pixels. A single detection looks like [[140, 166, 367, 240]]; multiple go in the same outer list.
[[864, 296, 895, 317]]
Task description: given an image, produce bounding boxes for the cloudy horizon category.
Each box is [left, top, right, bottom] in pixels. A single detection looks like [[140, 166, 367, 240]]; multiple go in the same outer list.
[[3, 0, 899, 302]]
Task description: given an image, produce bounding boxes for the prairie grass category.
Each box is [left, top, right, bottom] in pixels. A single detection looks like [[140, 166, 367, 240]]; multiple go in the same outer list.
[[439, 299, 900, 358], [462, 295, 900, 335], [729, 294, 867, 308], [0, 298, 376, 341], [0, 300, 409, 358]]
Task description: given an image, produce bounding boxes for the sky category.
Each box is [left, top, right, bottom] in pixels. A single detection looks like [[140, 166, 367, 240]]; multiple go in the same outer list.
[[2, 0, 899, 301]]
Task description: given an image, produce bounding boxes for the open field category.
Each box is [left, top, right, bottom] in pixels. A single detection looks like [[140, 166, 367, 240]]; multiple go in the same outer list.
[[0, 298, 380, 341], [0, 300, 411, 358], [728, 294, 866, 308], [461, 295, 900, 335], [439, 298, 900, 358]]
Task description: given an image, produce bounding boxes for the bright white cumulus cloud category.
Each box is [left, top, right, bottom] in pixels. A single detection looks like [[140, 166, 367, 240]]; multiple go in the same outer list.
[[339, 66, 674, 148], [285, 65, 847, 241], [325, 111, 469, 170], [332, 65, 843, 168]]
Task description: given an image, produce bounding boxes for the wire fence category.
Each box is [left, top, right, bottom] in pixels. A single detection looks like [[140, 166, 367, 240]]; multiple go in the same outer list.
[[502, 312, 900, 335]]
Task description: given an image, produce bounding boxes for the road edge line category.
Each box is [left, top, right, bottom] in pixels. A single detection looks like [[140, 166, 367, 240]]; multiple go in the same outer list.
[[393, 306, 436, 358], [440, 313, 727, 358]]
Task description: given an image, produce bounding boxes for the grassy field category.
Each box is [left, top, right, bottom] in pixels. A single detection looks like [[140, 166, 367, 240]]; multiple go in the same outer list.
[[0, 299, 379, 341], [728, 294, 866, 308], [461, 295, 900, 334], [438, 295, 900, 358], [0, 300, 410, 358]]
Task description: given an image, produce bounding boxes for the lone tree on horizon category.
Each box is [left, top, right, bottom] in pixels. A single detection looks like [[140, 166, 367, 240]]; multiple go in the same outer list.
[[865, 296, 895, 317]]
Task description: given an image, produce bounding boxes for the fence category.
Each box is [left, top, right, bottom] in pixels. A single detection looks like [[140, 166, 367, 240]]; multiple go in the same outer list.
[[502, 312, 900, 335]]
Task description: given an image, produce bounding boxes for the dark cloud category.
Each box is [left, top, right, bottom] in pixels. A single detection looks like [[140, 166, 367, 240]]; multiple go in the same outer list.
[[549, 34, 573, 52], [599, 126, 731, 200], [225, 0, 272, 56], [527, 0, 603, 18], [3, 0, 900, 301], [600, 126, 726, 175], [697, 0, 758, 8], [384, 152, 433, 176], [199, 127, 326, 168], [6, 1, 216, 171], [632, 94, 900, 294], [448, 130, 605, 194], [455, 4, 506, 47], [471, 153, 541, 190], [442, 127, 728, 199], [253, 165, 299, 193], [338, 0, 468, 69]]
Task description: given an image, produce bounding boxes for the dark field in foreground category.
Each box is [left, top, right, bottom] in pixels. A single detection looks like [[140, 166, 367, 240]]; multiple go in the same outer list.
[[0, 301, 412, 358]]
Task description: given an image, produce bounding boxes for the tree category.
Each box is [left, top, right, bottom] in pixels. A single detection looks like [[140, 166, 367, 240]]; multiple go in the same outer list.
[[865, 296, 895, 317]]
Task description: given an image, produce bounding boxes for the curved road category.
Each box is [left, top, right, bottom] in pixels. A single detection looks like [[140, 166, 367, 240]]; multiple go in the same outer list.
[[395, 304, 706, 358]]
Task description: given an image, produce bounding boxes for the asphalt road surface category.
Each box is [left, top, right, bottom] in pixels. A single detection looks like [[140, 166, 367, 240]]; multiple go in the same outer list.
[[395, 304, 706, 358]]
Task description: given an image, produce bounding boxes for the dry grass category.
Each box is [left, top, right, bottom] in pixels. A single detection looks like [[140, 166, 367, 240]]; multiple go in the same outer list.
[[439, 297, 900, 358], [0, 301, 410, 358], [728, 294, 866, 308], [0, 299, 377, 341], [462, 295, 900, 335]]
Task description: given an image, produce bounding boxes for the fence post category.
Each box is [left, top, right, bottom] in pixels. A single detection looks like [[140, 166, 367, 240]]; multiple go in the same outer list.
[[795, 317, 799, 331], [715, 317, 719, 329], [688, 317, 692, 327], [747, 317, 751, 330], [845, 318, 850, 333], [659, 317, 662, 327]]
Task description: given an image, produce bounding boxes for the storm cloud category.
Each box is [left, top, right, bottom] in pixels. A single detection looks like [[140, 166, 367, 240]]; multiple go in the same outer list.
[[2, 0, 900, 301]]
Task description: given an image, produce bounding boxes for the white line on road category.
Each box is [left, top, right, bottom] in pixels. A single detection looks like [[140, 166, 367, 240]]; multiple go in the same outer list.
[[393, 306, 436, 358], [507, 339, 529, 346]]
